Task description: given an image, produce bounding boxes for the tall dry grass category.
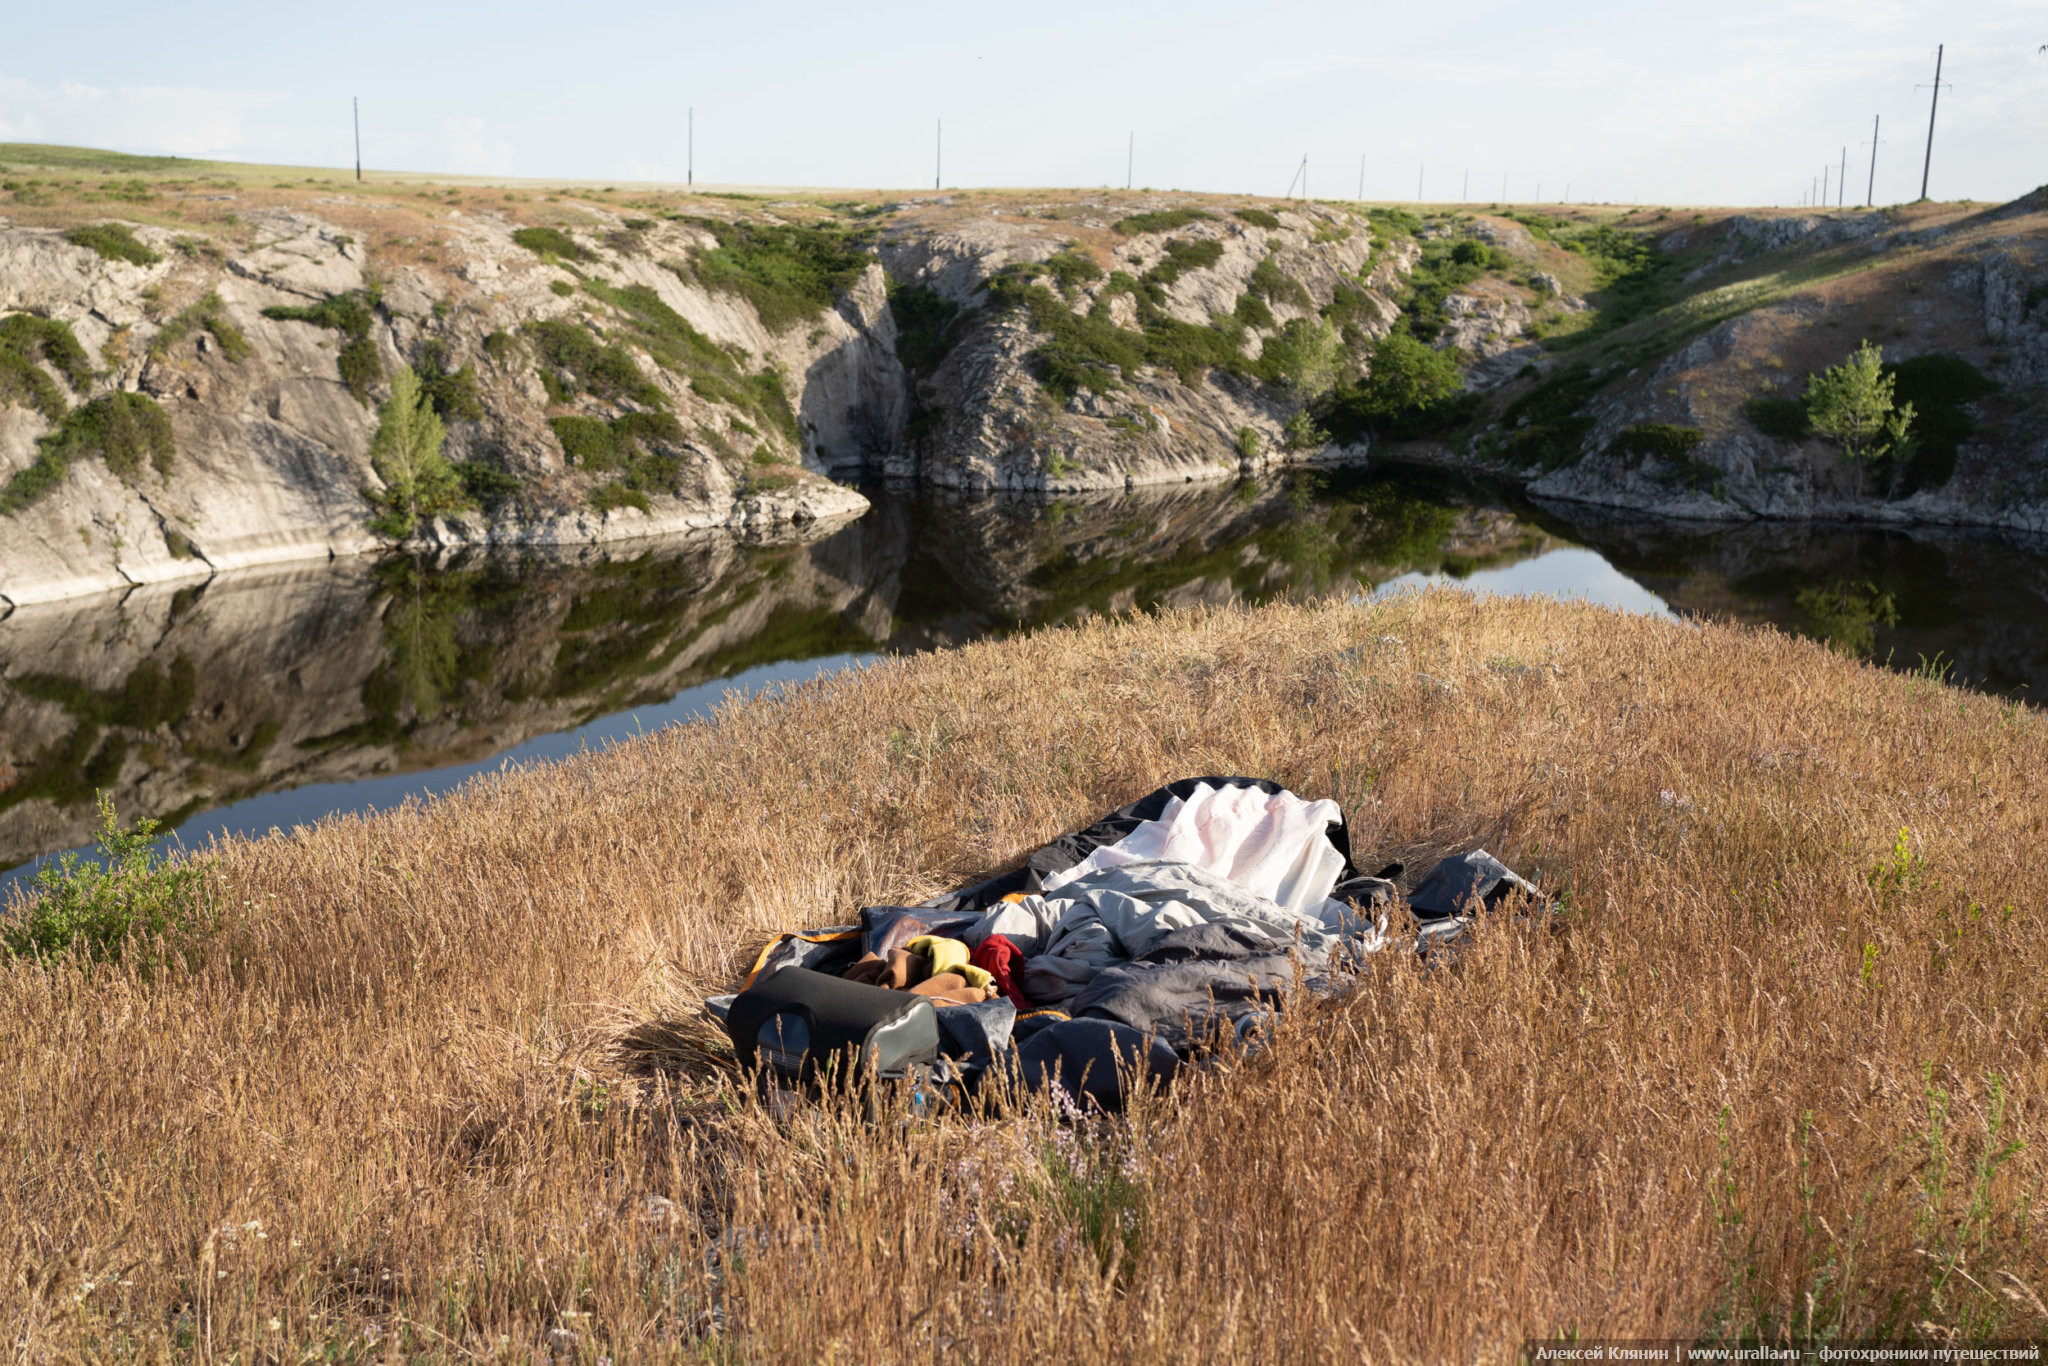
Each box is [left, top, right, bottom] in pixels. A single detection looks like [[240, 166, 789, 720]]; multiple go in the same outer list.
[[3, 589, 2045, 1362]]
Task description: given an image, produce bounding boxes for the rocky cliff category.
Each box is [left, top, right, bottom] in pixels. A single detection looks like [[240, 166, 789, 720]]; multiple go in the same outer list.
[[1, 168, 1408, 606]]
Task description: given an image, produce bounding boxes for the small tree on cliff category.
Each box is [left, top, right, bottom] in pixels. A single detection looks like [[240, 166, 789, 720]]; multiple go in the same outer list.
[[368, 364, 468, 539], [1806, 340, 1916, 465]]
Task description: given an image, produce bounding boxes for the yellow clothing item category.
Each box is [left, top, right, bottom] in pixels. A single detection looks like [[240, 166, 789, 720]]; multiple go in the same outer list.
[[906, 935, 992, 990]]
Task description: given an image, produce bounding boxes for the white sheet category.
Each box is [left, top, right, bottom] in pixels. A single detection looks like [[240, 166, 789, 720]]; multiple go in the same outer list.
[[1038, 782, 1347, 918]]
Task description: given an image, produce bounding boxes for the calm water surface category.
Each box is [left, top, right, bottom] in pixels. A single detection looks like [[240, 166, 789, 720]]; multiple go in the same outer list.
[[4, 465, 2044, 898]]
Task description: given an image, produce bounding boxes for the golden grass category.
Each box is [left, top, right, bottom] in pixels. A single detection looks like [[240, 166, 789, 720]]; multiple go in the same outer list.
[[5, 590, 2045, 1361]]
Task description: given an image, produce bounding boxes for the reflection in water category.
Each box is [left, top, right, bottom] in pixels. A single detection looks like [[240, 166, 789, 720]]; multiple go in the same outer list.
[[4, 466, 2045, 888]]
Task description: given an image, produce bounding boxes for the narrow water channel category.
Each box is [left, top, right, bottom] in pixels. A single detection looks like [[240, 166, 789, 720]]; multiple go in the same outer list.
[[5, 464, 2044, 898]]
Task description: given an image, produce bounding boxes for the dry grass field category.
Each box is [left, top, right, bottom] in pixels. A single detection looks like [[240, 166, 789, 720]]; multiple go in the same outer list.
[[4, 589, 2046, 1362]]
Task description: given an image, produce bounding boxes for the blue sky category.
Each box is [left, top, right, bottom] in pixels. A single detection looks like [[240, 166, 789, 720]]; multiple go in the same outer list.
[[2, 0, 2042, 206]]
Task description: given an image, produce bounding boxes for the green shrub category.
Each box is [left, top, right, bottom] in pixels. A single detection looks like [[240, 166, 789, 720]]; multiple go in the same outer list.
[[1248, 256, 1312, 311], [1885, 353, 1996, 492], [2, 795, 210, 968], [481, 330, 520, 365], [589, 482, 651, 514], [578, 278, 804, 442], [1494, 364, 1608, 469], [1113, 209, 1215, 236], [1612, 423, 1705, 463], [1259, 317, 1342, 396], [64, 222, 161, 266], [511, 226, 593, 262], [1233, 292, 1276, 331], [367, 365, 470, 538], [890, 284, 961, 375], [1322, 283, 1382, 351], [1744, 394, 1810, 439], [1320, 332, 1466, 443], [549, 279, 575, 297], [1236, 426, 1260, 460], [1142, 238, 1225, 293], [1044, 249, 1104, 292], [524, 318, 664, 409], [148, 291, 249, 362], [454, 460, 521, 507], [1, 391, 176, 512], [1372, 208, 1423, 239], [416, 339, 484, 421], [263, 289, 383, 403], [679, 219, 874, 332], [1234, 208, 1282, 230], [0, 314, 92, 419], [1283, 409, 1328, 450]]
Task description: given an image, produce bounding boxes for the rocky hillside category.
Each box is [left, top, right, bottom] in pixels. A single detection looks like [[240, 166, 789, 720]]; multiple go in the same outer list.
[[4, 145, 2044, 607], [0, 153, 1414, 605]]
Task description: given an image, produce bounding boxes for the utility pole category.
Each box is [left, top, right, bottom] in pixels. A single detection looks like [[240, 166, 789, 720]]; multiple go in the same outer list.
[[688, 107, 693, 187], [1303, 154, 1307, 199], [1502, 171, 1508, 203], [935, 119, 942, 191], [1918, 44, 1948, 200], [1838, 147, 1846, 207], [353, 97, 361, 182], [1822, 164, 1829, 210], [1357, 152, 1365, 200], [1565, 181, 1571, 203], [1417, 164, 1423, 203], [1463, 168, 1469, 201], [1126, 131, 1133, 191], [1864, 115, 1882, 207]]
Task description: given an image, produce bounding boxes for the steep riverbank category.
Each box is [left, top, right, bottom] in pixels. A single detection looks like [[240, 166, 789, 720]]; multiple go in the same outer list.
[[3, 145, 2045, 605]]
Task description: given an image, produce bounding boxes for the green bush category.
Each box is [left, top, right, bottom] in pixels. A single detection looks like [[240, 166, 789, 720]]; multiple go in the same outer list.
[[1248, 256, 1312, 311], [511, 226, 593, 262], [1612, 423, 1705, 463], [1885, 353, 1996, 492], [416, 339, 484, 421], [1, 392, 176, 512], [1234, 208, 1282, 230], [149, 291, 250, 362], [1142, 238, 1224, 294], [2, 794, 209, 968], [1320, 332, 1466, 443], [263, 289, 383, 404], [1283, 409, 1328, 451], [524, 318, 664, 409], [1744, 394, 1810, 439], [1044, 249, 1104, 292], [1113, 209, 1215, 236], [481, 330, 520, 365], [890, 284, 960, 375], [1235, 426, 1260, 460], [679, 219, 874, 332], [1321, 283, 1382, 351], [65, 222, 161, 266], [1233, 292, 1276, 331], [1495, 364, 1607, 469], [1372, 208, 1423, 239], [454, 459, 520, 507], [589, 482, 651, 514], [0, 314, 92, 419], [578, 278, 802, 443], [1259, 317, 1342, 396]]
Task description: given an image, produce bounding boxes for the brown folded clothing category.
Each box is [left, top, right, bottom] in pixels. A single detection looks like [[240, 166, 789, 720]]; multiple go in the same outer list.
[[842, 953, 890, 987], [907, 972, 996, 1006]]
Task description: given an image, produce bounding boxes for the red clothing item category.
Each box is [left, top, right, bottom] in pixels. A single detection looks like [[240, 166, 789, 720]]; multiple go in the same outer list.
[[970, 935, 1032, 1010]]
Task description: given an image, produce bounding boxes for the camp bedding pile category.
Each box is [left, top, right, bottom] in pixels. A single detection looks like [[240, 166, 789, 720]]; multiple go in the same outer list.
[[710, 776, 1546, 1110]]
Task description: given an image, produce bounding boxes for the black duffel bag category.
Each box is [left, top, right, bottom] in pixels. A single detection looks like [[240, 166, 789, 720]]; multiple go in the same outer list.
[[724, 967, 941, 1082]]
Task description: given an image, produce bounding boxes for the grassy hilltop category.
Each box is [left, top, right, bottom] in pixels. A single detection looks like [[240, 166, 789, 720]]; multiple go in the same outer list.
[[4, 590, 2045, 1358]]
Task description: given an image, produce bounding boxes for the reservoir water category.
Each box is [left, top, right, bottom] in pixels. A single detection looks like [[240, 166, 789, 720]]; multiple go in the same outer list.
[[5, 463, 2045, 899]]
